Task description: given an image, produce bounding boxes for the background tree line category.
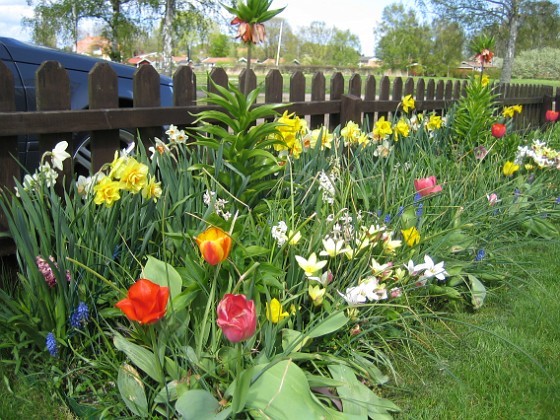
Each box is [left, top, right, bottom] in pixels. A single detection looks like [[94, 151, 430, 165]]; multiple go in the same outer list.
[[23, 0, 560, 82]]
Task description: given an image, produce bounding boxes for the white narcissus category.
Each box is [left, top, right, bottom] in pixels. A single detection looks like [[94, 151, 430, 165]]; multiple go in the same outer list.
[[51, 141, 71, 171]]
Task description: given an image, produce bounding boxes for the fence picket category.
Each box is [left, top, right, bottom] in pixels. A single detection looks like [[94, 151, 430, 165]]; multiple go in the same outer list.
[[89, 63, 120, 172], [310, 72, 326, 129]]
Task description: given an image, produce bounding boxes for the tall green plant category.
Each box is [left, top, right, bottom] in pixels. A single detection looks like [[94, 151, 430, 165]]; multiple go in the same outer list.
[[188, 82, 285, 208]]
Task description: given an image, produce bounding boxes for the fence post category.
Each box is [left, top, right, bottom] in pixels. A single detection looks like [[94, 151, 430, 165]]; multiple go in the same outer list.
[[36, 61, 72, 185], [134, 65, 162, 145], [329, 72, 344, 131], [541, 85, 553, 124], [173, 65, 197, 106], [310, 72, 326, 129], [239, 68, 256, 95], [340, 94, 362, 126], [0, 61, 18, 254], [89, 63, 120, 171], [289, 71, 305, 102]]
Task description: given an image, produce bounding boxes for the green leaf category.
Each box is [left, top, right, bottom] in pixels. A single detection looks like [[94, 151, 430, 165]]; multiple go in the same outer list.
[[117, 363, 149, 418], [467, 274, 487, 310], [142, 256, 182, 302], [308, 311, 348, 338], [245, 360, 347, 419], [328, 364, 400, 419], [113, 333, 164, 382], [175, 389, 231, 420]]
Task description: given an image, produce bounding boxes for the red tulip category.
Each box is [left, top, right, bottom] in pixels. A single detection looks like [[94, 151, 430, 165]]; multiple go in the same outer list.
[[195, 227, 232, 266], [216, 294, 257, 343], [491, 123, 506, 138], [115, 279, 169, 324], [546, 110, 559, 122], [414, 176, 442, 197]]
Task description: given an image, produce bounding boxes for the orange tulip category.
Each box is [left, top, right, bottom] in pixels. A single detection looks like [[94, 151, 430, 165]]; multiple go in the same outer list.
[[115, 279, 169, 324], [195, 226, 232, 265]]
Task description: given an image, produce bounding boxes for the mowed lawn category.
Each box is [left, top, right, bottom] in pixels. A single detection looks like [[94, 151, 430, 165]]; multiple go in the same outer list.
[[388, 239, 560, 420]]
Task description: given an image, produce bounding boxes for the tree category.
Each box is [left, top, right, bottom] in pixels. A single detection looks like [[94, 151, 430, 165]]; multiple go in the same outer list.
[[330, 29, 361, 66], [425, 20, 465, 76], [374, 4, 432, 71], [208, 32, 232, 57], [417, 0, 531, 83]]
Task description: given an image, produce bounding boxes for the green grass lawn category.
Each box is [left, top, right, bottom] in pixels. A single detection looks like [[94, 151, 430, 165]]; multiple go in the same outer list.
[[387, 239, 560, 419]]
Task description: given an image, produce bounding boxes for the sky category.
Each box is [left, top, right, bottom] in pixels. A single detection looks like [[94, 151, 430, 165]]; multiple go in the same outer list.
[[0, 0, 416, 56]]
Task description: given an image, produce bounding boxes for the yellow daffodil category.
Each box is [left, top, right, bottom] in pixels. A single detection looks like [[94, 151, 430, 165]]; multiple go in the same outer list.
[[266, 298, 289, 324], [119, 158, 149, 193], [308, 284, 326, 307], [426, 114, 442, 131], [401, 226, 420, 247], [310, 128, 333, 150], [108, 152, 128, 180], [295, 253, 328, 277], [141, 176, 162, 202], [503, 161, 520, 176], [372, 117, 393, 140], [93, 176, 121, 208], [402, 94, 415, 113], [341, 121, 361, 141], [481, 74, 490, 87], [503, 105, 522, 118], [394, 118, 410, 140]]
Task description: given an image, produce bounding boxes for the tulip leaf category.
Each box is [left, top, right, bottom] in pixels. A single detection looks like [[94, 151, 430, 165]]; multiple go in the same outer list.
[[175, 389, 231, 420], [113, 333, 164, 382], [467, 274, 487, 310], [328, 364, 400, 419], [117, 363, 149, 418], [244, 360, 349, 419], [307, 311, 348, 338], [142, 256, 182, 302]]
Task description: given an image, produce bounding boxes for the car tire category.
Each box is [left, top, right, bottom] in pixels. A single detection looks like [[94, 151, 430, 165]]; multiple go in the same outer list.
[[73, 130, 136, 175]]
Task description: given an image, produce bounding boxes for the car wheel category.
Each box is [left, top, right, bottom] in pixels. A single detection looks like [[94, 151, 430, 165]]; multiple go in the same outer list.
[[73, 130, 136, 175]]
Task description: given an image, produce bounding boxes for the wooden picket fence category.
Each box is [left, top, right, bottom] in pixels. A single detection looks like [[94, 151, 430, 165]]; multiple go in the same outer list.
[[0, 60, 556, 253]]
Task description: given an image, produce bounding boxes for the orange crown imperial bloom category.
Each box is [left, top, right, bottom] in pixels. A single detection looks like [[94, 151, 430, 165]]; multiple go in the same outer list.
[[115, 279, 169, 324], [195, 226, 232, 265]]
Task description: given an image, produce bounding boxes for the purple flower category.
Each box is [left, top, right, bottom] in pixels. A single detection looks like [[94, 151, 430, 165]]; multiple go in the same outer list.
[[36, 256, 57, 288], [474, 145, 488, 160], [35, 255, 71, 288], [416, 203, 424, 218], [384, 213, 391, 224], [475, 249, 485, 262], [46, 332, 58, 357], [69, 302, 90, 329], [397, 206, 404, 217], [555, 196, 560, 205], [413, 192, 422, 203]]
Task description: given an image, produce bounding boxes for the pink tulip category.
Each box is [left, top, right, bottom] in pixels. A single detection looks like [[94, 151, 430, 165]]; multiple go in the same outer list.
[[414, 176, 442, 197], [217, 294, 257, 343]]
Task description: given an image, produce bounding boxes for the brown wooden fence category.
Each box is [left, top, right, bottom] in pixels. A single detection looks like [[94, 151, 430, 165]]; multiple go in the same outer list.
[[0, 61, 557, 253]]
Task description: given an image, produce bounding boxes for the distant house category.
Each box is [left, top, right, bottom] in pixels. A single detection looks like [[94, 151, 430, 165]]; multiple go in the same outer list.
[[359, 56, 382, 68], [200, 57, 237, 69], [76, 36, 110, 60], [457, 59, 496, 72]]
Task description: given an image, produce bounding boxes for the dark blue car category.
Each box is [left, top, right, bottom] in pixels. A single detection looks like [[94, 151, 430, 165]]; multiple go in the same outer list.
[[0, 37, 174, 171]]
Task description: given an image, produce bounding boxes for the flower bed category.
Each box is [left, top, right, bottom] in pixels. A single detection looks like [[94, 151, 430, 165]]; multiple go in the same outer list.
[[0, 73, 559, 418]]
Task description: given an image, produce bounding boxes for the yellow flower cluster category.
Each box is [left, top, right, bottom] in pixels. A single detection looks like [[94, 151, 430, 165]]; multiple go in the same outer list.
[[274, 111, 308, 158], [93, 152, 162, 207], [502, 105, 522, 118]]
